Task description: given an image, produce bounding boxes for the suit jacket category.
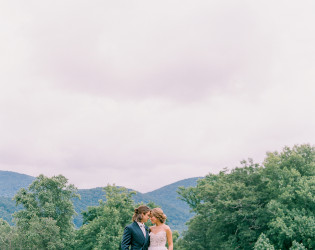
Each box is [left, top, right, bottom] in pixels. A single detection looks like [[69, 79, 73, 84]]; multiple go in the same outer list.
[[121, 221, 150, 250]]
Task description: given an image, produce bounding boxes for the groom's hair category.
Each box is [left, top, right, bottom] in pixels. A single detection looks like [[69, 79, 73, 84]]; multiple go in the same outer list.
[[132, 205, 151, 222]]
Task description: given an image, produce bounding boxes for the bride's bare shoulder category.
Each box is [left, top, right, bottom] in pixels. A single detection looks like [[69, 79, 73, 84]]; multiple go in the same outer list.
[[163, 224, 171, 231]]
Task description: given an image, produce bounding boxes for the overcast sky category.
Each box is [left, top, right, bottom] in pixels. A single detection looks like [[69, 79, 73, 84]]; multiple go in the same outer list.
[[1, 0, 314, 192]]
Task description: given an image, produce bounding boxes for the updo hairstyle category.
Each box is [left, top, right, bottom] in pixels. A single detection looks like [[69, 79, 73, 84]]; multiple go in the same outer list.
[[151, 208, 167, 223], [132, 205, 151, 222]]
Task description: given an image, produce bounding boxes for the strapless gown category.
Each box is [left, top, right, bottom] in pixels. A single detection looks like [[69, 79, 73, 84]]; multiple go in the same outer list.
[[148, 231, 167, 250]]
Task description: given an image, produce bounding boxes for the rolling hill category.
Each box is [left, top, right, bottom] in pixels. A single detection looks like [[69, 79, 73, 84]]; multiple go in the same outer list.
[[0, 171, 35, 197], [0, 170, 201, 232]]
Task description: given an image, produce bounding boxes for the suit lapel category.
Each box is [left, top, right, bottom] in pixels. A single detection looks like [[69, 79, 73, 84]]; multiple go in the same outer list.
[[133, 222, 145, 243]]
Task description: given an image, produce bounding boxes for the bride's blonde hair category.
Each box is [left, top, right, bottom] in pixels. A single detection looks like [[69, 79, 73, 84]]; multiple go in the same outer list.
[[151, 208, 167, 223]]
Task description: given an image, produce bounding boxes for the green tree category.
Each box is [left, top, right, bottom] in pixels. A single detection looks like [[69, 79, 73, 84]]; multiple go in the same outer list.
[[290, 240, 307, 250], [179, 160, 267, 249], [254, 233, 275, 250], [13, 174, 79, 249], [178, 144, 315, 249], [14, 217, 64, 250], [74, 185, 136, 250], [0, 218, 19, 250], [263, 145, 315, 249]]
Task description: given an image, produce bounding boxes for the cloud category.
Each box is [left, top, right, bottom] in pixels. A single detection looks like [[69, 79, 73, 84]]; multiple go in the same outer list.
[[2, 0, 276, 100], [0, 0, 315, 192]]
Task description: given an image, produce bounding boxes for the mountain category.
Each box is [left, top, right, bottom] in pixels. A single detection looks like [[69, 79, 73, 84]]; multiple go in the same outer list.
[[133, 178, 200, 231], [0, 170, 201, 232], [0, 196, 21, 223], [72, 177, 202, 231], [73, 187, 105, 226], [0, 171, 35, 197], [145, 177, 198, 211]]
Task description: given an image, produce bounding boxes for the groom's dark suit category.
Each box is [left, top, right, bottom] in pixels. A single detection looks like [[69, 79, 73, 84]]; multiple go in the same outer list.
[[121, 221, 150, 250]]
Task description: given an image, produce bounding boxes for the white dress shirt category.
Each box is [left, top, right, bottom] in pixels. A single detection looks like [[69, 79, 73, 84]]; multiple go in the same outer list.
[[137, 222, 146, 237]]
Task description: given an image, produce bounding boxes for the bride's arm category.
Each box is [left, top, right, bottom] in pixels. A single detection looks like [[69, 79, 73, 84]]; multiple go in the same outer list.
[[166, 227, 173, 250]]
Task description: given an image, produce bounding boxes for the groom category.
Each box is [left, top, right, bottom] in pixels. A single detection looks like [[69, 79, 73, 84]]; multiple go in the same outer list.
[[121, 205, 151, 250]]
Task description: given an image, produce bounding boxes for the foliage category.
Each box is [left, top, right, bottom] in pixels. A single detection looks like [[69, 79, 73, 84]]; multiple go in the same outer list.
[[254, 233, 275, 250], [263, 145, 315, 249], [13, 174, 79, 249], [74, 185, 136, 250], [178, 160, 266, 249], [0, 174, 196, 248], [14, 217, 64, 249], [2, 145, 313, 248], [0, 218, 19, 250], [0, 172, 198, 232], [178, 144, 315, 249], [72, 187, 104, 227], [290, 240, 307, 250]]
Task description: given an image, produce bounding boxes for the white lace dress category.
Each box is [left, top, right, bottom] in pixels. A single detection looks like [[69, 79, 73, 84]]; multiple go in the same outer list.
[[148, 231, 167, 250]]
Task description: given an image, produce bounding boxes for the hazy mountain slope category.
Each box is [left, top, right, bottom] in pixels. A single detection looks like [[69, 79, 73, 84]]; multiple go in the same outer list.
[[0, 196, 22, 223], [73, 187, 105, 226], [0, 170, 200, 231], [140, 177, 202, 231], [0, 171, 35, 197], [145, 177, 201, 210], [71, 181, 201, 231]]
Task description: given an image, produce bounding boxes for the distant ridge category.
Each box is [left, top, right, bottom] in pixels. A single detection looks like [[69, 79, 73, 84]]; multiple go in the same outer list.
[[0, 170, 201, 231], [0, 171, 35, 197], [135, 177, 202, 231], [146, 177, 201, 201], [0, 170, 201, 195]]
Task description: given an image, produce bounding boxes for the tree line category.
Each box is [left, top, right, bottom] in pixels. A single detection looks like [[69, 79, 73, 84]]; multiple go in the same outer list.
[[176, 144, 315, 249], [0, 144, 314, 249]]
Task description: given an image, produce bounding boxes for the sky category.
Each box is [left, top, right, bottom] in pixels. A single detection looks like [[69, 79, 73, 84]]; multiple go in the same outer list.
[[1, 0, 315, 192]]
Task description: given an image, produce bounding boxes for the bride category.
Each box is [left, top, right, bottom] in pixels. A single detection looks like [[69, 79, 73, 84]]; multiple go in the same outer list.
[[148, 208, 173, 250]]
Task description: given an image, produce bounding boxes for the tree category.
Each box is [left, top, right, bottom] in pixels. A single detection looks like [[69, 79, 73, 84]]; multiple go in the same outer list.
[[254, 233, 275, 250], [263, 145, 315, 249], [178, 160, 268, 249], [290, 241, 307, 250], [0, 219, 19, 250], [13, 174, 79, 249], [14, 217, 64, 250], [74, 185, 136, 250], [178, 144, 315, 249]]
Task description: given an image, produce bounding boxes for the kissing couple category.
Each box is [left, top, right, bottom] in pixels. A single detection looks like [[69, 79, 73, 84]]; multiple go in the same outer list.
[[121, 205, 173, 250]]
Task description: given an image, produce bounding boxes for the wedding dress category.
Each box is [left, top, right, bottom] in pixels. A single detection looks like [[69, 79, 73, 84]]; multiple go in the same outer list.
[[148, 230, 167, 250]]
